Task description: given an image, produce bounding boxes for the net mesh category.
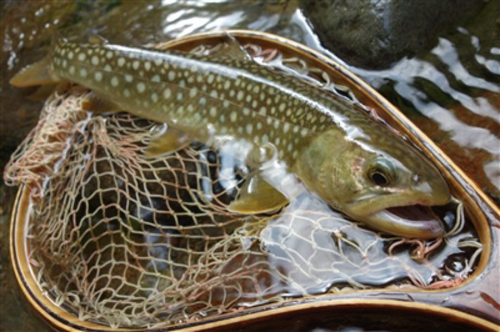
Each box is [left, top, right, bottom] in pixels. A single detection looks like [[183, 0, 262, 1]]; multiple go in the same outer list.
[[4, 42, 482, 329]]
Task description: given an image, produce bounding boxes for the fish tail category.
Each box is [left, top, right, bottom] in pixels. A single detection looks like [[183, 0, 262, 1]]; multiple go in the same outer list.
[[9, 35, 64, 88]]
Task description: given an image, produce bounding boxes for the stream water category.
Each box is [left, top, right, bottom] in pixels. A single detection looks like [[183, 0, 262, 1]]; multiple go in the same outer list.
[[0, 1, 498, 331]]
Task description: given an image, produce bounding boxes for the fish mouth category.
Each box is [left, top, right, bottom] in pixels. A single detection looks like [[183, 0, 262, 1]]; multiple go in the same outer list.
[[362, 204, 445, 239]]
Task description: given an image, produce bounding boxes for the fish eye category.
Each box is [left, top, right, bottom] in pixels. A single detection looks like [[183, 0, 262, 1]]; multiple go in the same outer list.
[[370, 171, 389, 186], [367, 159, 395, 187]]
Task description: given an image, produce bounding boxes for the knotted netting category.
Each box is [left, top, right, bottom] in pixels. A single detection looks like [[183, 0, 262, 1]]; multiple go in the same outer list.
[[4, 41, 482, 328]]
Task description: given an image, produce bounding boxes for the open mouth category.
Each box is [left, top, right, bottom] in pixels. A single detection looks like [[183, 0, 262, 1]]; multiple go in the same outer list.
[[365, 204, 445, 239], [385, 205, 439, 222]]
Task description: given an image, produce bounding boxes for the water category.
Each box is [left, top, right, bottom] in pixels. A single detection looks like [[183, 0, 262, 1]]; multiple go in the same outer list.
[[0, 0, 498, 331]]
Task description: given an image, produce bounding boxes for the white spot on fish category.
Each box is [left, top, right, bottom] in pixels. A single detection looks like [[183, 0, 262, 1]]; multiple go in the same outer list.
[[283, 123, 290, 133], [220, 114, 225, 122], [124, 89, 130, 97], [106, 51, 113, 59], [246, 124, 253, 134], [210, 90, 218, 98], [189, 87, 197, 97], [91, 56, 99, 65], [168, 71, 175, 81], [224, 81, 231, 90], [209, 107, 217, 117], [237, 91, 244, 101], [78, 53, 86, 61], [79, 68, 87, 77], [151, 93, 158, 102], [133, 61, 140, 70], [262, 134, 268, 143], [68, 51, 74, 59], [125, 74, 133, 82], [243, 108, 250, 116], [104, 64, 112, 72], [136, 82, 146, 93], [144, 61, 151, 71], [117, 58, 125, 67], [151, 75, 161, 83], [274, 119, 280, 129], [230, 111, 237, 122], [207, 74, 215, 84], [94, 71, 103, 81], [199, 97, 206, 105], [111, 76, 119, 87], [177, 92, 183, 101], [301, 128, 308, 136]]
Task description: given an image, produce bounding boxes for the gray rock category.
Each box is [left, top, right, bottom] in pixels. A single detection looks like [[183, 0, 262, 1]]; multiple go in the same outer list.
[[300, 0, 488, 69]]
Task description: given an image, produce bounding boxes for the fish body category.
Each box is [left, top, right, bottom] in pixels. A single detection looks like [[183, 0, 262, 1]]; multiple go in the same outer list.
[[11, 37, 451, 238]]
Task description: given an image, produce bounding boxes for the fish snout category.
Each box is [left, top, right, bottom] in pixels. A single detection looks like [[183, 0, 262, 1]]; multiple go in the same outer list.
[[412, 173, 451, 206]]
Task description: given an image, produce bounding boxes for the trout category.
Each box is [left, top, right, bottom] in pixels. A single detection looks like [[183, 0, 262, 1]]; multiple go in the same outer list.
[[10, 36, 451, 238]]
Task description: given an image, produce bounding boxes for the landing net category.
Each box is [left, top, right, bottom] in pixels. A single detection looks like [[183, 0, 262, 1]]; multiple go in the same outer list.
[[4, 41, 482, 328]]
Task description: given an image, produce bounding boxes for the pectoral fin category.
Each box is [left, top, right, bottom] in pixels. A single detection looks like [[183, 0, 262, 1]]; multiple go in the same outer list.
[[10, 56, 60, 87], [145, 127, 195, 157], [228, 174, 289, 214], [81, 91, 121, 113], [28, 83, 60, 100]]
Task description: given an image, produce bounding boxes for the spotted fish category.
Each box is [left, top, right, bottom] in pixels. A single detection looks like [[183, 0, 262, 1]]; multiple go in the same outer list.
[[10, 36, 451, 238]]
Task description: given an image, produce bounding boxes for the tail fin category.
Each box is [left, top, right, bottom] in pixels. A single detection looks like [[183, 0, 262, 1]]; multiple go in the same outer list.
[[10, 32, 65, 88], [9, 56, 60, 87]]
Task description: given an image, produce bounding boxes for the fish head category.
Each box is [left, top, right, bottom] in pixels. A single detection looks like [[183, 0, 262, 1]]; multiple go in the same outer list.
[[297, 129, 451, 239]]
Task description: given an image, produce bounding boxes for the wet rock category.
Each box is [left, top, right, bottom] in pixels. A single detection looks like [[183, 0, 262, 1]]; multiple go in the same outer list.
[[300, 0, 488, 69]]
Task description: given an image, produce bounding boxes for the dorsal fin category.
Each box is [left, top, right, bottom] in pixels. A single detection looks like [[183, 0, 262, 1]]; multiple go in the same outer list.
[[88, 35, 108, 45], [208, 34, 252, 60]]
